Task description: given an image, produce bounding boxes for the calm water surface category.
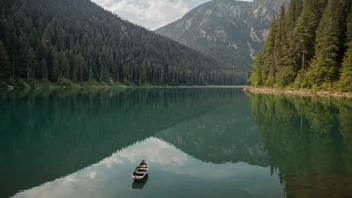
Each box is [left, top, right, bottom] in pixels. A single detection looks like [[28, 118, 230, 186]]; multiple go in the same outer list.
[[0, 88, 352, 198]]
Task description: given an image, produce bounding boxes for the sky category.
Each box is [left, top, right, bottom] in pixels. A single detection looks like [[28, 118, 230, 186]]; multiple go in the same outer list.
[[91, 0, 209, 30], [91, 0, 252, 30]]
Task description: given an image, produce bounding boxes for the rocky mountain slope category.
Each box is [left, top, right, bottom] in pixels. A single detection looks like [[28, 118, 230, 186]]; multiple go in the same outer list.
[[156, 0, 289, 74]]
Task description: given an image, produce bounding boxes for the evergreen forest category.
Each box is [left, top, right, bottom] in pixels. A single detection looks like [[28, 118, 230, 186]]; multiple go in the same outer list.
[[0, 0, 247, 87], [250, 0, 352, 92]]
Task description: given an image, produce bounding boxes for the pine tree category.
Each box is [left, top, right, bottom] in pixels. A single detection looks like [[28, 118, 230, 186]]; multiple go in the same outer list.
[[0, 40, 9, 78], [77, 54, 85, 82], [292, 0, 328, 71], [346, 4, 352, 44], [51, 50, 59, 81], [250, 52, 263, 87], [278, 4, 287, 41], [72, 54, 81, 81], [262, 18, 278, 86], [26, 47, 35, 80], [36, 42, 47, 61], [9, 32, 19, 79], [285, 0, 303, 66], [41, 21, 54, 48], [58, 50, 66, 77], [276, 4, 287, 63], [103, 64, 109, 82], [339, 47, 352, 91], [285, 0, 303, 30], [339, 7, 352, 91], [60, 52, 69, 79], [275, 4, 296, 87], [41, 59, 48, 80], [88, 65, 93, 81], [99, 58, 104, 82], [307, 0, 343, 87], [336, 0, 352, 65]]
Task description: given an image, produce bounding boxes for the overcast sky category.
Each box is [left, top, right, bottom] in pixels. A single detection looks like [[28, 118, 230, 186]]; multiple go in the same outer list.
[[91, 0, 252, 30], [90, 0, 207, 30]]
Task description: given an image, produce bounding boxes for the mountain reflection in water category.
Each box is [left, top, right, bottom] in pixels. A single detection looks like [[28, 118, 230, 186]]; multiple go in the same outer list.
[[1, 88, 352, 198], [11, 138, 283, 198]]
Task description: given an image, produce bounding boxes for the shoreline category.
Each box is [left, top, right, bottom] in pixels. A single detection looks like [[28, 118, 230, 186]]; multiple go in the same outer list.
[[245, 87, 352, 98], [0, 85, 249, 90], [0, 79, 249, 90]]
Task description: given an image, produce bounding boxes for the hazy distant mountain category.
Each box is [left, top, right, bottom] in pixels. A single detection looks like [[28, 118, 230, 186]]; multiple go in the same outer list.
[[156, 0, 289, 75]]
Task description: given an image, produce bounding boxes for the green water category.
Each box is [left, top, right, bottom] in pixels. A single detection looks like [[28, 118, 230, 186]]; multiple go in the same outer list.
[[0, 88, 351, 198]]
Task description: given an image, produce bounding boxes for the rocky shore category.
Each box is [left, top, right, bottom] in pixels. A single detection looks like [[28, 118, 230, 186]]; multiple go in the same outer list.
[[244, 87, 352, 98]]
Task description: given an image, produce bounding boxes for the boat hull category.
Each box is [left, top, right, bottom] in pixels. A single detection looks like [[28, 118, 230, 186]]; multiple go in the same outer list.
[[133, 173, 148, 182], [132, 161, 148, 181]]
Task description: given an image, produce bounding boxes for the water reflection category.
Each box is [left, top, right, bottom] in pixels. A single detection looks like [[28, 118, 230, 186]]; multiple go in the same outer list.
[[11, 138, 284, 198], [0, 88, 251, 197], [2, 88, 352, 198], [155, 101, 268, 166], [249, 93, 352, 198], [132, 175, 148, 190]]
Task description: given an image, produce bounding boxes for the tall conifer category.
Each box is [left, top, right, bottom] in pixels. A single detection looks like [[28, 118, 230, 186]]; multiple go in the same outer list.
[[51, 50, 59, 81], [285, 0, 303, 30], [262, 18, 278, 86], [0, 41, 9, 78], [286, 0, 303, 66], [292, 0, 328, 71], [250, 52, 263, 87], [339, 6, 352, 91], [276, 4, 297, 86], [308, 0, 343, 87]]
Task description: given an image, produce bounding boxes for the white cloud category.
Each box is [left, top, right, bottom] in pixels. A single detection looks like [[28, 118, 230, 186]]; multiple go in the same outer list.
[[99, 137, 188, 167], [11, 137, 283, 198], [91, 0, 190, 30]]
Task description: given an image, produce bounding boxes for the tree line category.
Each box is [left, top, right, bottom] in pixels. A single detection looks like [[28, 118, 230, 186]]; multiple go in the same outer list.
[[250, 0, 352, 91], [0, 0, 248, 86]]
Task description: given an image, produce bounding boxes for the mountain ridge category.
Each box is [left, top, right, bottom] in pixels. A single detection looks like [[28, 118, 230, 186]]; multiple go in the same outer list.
[[156, 0, 289, 75]]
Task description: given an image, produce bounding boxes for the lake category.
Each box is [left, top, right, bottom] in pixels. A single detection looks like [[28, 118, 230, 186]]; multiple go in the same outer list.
[[0, 88, 352, 198]]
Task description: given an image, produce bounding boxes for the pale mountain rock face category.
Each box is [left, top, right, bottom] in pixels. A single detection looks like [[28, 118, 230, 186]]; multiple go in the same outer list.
[[155, 0, 289, 73]]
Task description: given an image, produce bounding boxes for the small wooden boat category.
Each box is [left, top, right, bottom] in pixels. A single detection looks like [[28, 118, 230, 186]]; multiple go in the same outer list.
[[132, 160, 148, 181]]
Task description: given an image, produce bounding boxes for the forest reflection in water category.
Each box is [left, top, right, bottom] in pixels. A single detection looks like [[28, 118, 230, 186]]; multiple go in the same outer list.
[[0, 88, 351, 198], [249, 93, 352, 198]]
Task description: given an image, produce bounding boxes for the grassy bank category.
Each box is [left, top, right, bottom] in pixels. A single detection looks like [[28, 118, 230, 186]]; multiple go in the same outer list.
[[245, 87, 352, 98], [0, 78, 130, 89]]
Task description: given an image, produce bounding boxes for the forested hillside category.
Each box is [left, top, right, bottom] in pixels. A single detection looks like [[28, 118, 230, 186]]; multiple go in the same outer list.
[[250, 0, 352, 91], [0, 0, 246, 87]]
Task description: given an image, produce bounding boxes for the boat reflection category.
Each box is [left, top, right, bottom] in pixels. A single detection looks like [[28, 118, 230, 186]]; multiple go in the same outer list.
[[11, 137, 283, 198], [132, 175, 149, 190]]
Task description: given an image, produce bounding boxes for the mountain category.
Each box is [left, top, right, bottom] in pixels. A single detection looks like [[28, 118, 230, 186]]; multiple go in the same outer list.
[[155, 0, 289, 75], [0, 0, 246, 86]]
